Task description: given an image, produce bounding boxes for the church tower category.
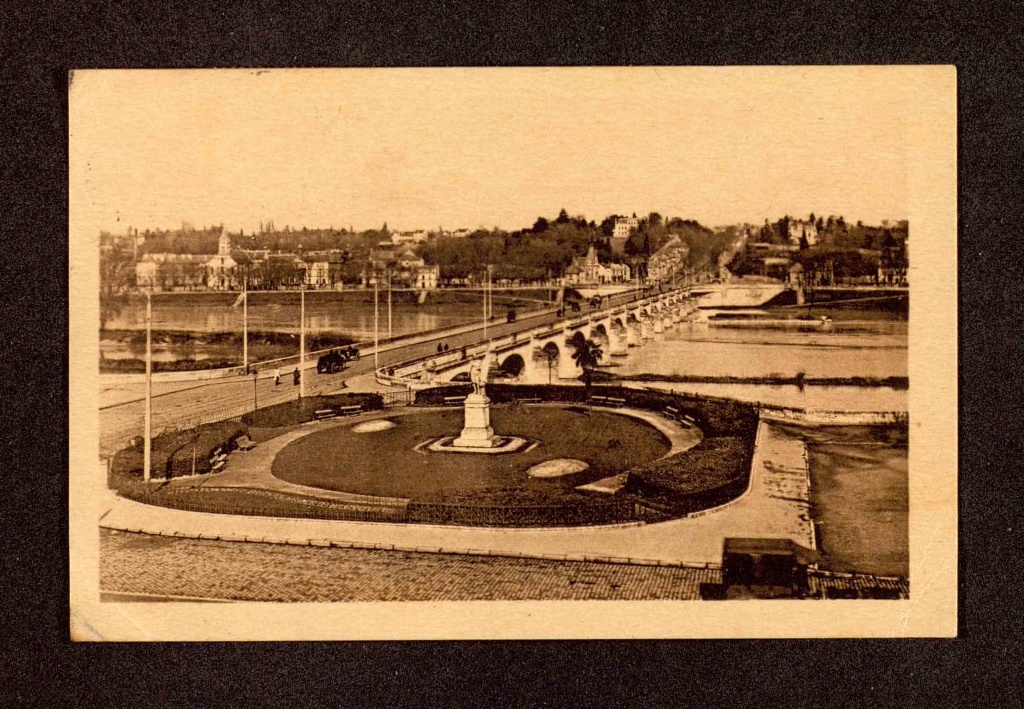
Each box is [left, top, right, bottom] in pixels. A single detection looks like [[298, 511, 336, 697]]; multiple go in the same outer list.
[[218, 229, 232, 255]]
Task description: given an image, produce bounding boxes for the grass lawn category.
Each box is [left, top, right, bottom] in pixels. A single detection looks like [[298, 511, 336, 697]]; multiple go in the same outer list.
[[779, 424, 909, 577], [271, 406, 671, 506]]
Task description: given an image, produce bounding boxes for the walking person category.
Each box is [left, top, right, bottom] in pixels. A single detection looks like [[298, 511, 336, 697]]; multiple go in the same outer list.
[[274, 367, 281, 386], [292, 367, 300, 386]]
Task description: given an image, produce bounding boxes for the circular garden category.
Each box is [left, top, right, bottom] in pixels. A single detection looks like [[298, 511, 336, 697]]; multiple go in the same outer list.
[[111, 386, 759, 527], [272, 406, 671, 506]]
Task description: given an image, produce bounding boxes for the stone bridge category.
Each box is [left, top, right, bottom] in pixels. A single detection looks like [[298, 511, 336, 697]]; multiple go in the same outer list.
[[376, 288, 697, 388]]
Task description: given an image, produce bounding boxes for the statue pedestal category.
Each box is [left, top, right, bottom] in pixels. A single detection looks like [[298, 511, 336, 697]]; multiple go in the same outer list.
[[452, 392, 500, 448]]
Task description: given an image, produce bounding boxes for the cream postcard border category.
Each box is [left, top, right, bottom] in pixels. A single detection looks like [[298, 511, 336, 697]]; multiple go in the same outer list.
[[68, 66, 957, 640]]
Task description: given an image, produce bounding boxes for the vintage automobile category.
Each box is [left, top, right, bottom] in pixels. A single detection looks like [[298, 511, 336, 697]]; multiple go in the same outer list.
[[317, 346, 359, 374]]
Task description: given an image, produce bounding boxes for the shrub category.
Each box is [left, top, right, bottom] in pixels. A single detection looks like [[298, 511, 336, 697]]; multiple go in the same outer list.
[[240, 393, 385, 428], [109, 419, 248, 484], [99, 358, 239, 374], [625, 436, 755, 508]]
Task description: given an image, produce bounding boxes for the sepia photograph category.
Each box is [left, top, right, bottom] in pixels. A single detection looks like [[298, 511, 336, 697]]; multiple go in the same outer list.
[[68, 66, 956, 639]]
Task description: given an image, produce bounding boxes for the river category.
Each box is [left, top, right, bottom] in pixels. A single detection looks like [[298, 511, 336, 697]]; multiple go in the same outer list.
[[106, 290, 551, 343], [603, 319, 908, 411]]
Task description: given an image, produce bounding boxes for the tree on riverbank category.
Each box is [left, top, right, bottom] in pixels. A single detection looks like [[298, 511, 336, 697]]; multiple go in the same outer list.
[[100, 239, 136, 332], [568, 332, 604, 400]]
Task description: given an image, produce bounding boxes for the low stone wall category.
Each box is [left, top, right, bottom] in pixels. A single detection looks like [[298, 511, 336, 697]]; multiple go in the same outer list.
[[759, 406, 908, 426]]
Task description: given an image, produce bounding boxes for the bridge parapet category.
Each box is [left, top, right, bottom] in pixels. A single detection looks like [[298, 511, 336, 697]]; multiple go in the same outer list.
[[374, 287, 688, 387]]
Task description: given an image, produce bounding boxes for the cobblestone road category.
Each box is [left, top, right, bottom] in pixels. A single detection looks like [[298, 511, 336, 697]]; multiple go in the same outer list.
[[101, 529, 719, 601]]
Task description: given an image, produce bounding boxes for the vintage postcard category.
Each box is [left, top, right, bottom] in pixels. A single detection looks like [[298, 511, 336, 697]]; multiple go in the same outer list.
[[69, 66, 956, 640]]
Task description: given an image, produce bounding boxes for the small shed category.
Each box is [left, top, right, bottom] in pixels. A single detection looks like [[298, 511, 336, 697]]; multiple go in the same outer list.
[[722, 538, 820, 593]]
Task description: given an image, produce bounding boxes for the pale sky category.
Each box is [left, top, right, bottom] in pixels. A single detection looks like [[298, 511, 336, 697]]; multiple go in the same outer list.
[[70, 67, 910, 236]]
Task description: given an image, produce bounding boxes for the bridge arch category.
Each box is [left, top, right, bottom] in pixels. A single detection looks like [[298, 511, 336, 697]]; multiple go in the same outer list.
[[499, 353, 525, 377], [533, 341, 562, 385]]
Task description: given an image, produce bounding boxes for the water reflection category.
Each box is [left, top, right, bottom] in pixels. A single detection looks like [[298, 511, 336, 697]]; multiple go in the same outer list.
[[108, 301, 487, 342], [625, 381, 907, 412]]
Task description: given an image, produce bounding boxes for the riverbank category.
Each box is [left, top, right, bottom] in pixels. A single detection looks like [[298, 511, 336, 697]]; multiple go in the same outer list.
[[616, 373, 909, 389], [100, 329, 357, 373]]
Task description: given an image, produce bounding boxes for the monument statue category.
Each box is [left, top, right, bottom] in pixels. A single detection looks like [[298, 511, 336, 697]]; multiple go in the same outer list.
[[452, 343, 499, 448], [470, 344, 492, 396]]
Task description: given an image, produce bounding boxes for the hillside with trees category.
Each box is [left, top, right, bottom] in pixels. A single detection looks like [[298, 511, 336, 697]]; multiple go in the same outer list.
[[417, 209, 728, 283], [726, 214, 909, 286]]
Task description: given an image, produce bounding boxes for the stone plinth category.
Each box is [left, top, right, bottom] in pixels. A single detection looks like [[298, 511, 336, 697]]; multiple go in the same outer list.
[[452, 392, 500, 448]]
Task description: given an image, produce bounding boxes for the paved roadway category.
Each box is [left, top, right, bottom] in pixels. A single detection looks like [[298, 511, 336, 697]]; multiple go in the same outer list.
[[99, 288, 651, 457], [100, 529, 717, 602]]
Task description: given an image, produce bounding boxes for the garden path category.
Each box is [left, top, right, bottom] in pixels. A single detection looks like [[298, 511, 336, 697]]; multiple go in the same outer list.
[[100, 420, 813, 566]]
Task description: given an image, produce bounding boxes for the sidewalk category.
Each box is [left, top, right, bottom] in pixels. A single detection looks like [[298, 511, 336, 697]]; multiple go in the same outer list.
[[100, 420, 812, 567]]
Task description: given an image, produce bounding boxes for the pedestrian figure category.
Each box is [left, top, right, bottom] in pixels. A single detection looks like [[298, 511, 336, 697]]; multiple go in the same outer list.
[[444, 343, 450, 352], [274, 367, 281, 386], [293, 367, 300, 386], [437, 343, 444, 353]]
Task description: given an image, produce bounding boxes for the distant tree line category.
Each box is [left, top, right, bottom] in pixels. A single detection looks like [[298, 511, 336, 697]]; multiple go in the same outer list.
[[728, 213, 909, 285]]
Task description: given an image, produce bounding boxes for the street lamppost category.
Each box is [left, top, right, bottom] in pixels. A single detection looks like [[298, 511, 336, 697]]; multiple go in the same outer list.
[[242, 273, 248, 373], [373, 270, 380, 372], [299, 286, 306, 398], [143, 286, 152, 483], [482, 263, 493, 338], [252, 369, 258, 412], [387, 268, 393, 341]]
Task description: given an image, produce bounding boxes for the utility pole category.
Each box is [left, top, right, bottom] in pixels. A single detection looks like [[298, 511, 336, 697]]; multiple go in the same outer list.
[[374, 275, 380, 371], [387, 269, 393, 341], [143, 288, 152, 483], [299, 287, 306, 398], [242, 274, 248, 373], [482, 265, 489, 340]]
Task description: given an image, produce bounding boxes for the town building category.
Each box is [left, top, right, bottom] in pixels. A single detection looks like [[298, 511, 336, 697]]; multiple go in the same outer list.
[[564, 245, 631, 285], [205, 230, 268, 290], [788, 219, 819, 246], [363, 247, 440, 289], [612, 215, 639, 239], [135, 253, 209, 291], [647, 236, 690, 283], [391, 230, 429, 245], [303, 250, 348, 289]]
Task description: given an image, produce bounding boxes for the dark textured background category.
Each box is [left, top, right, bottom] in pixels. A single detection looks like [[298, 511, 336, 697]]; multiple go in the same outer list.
[[2, 1, 1021, 705]]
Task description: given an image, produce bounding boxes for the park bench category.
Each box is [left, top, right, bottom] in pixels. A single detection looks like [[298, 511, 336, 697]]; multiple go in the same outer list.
[[313, 408, 336, 421], [519, 397, 542, 404], [591, 395, 609, 405], [210, 460, 226, 472], [235, 435, 256, 451], [604, 397, 626, 407], [444, 396, 467, 406], [336, 404, 363, 416], [679, 414, 697, 428], [664, 406, 680, 419]]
